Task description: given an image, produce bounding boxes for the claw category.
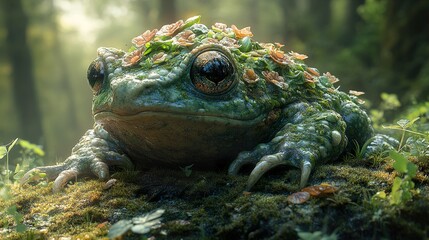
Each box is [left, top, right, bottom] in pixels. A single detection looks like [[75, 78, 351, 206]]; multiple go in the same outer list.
[[244, 154, 314, 191], [246, 153, 285, 191], [90, 159, 109, 179], [53, 169, 78, 193], [228, 152, 253, 175], [229, 144, 270, 175], [20, 165, 65, 185], [300, 160, 312, 188]]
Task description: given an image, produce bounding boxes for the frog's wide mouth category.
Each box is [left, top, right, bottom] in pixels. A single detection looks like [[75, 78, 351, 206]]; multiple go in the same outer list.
[[94, 109, 266, 125], [92, 109, 279, 168]]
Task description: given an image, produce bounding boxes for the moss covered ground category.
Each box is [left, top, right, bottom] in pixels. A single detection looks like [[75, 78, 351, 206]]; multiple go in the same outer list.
[[1, 155, 428, 239]]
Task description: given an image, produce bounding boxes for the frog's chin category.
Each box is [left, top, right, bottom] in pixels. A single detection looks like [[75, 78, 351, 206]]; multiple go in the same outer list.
[[93, 111, 277, 169]]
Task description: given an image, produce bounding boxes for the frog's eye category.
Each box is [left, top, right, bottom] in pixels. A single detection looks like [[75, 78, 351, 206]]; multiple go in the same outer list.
[[191, 51, 235, 95], [87, 59, 105, 94]]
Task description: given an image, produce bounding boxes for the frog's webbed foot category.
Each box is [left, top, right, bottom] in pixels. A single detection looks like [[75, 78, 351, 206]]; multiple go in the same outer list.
[[21, 126, 133, 193], [229, 102, 348, 191]]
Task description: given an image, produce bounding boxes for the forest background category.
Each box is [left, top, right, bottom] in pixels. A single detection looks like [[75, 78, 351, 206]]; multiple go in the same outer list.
[[0, 0, 428, 163]]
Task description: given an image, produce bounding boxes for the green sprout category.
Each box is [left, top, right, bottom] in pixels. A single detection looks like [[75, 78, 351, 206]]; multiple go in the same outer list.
[[382, 118, 426, 151], [0, 138, 19, 184]]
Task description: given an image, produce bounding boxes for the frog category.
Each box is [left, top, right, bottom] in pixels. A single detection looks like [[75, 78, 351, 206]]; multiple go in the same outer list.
[[21, 16, 397, 193]]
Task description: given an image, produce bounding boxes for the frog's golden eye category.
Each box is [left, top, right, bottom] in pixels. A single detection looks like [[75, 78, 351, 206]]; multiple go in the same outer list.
[[191, 50, 235, 95], [87, 59, 105, 94]]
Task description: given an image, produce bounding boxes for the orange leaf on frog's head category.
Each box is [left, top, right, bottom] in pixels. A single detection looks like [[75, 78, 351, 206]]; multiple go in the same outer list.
[[132, 29, 157, 47], [243, 69, 259, 84], [157, 20, 184, 37], [231, 25, 253, 39], [122, 49, 143, 67], [175, 30, 196, 47], [290, 51, 308, 60]]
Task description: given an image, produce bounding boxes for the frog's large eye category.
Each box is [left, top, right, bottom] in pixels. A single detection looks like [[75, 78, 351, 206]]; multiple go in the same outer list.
[[87, 59, 105, 94], [191, 51, 235, 95]]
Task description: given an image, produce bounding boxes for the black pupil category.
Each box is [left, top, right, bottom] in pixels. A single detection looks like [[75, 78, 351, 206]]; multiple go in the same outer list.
[[87, 60, 104, 88], [199, 55, 232, 84]]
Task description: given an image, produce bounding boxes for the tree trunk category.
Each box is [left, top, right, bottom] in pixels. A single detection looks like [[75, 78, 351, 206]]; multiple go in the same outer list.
[[381, 0, 429, 101], [0, 0, 43, 143], [48, 0, 78, 130], [338, 0, 364, 46]]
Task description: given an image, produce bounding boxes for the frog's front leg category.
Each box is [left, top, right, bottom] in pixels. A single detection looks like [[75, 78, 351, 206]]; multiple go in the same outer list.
[[21, 124, 133, 192], [229, 102, 348, 191]]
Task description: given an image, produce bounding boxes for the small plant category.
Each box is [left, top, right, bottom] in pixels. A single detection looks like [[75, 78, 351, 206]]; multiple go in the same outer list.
[[0, 138, 19, 184], [405, 137, 429, 157], [1, 138, 46, 184], [352, 137, 375, 161], [4, 205, 27, 233], [371, 118, 429, 210], [108, 208, 165, 239], [371, 150, 418, 206], [14, 139, 46, 181], [382, 118, 425, 151], [1, 138, 45, 234], [388, 150, 417, 205]]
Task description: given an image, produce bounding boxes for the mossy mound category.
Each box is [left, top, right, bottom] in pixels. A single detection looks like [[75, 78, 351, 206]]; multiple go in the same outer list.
[[1, 158, 428, 239]]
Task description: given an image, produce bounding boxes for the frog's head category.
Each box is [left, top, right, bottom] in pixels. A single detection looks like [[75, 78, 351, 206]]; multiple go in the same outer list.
[[86, 16, 323, 168]]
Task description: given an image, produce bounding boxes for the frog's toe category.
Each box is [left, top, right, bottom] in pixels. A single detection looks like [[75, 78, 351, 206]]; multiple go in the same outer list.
[[20, 165, 65, 185], [246, 155, 313, 191], [246, 153, 285, 190], [228, 151, 258, 175], [53, 169, 79, 193], [90, 158, 110, 179], [300, 160, 312, 188], [228, 144, 270, 175], [52, 158, 109, 193]]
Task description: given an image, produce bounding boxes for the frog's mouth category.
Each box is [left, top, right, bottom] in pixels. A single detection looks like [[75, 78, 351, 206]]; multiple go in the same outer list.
[[93, 110, 279, 168], [94, 109, 265, 124]]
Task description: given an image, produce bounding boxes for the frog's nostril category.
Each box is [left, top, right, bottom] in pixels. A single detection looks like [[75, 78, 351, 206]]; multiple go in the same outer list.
[[87, 58, 105, 94]]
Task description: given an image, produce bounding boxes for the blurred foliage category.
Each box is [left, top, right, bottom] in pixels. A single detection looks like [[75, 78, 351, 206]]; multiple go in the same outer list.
[[0, 0, 428, 162]]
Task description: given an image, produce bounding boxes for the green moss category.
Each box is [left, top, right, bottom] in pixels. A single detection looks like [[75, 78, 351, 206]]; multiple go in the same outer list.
[[1, 161, 428, 239]]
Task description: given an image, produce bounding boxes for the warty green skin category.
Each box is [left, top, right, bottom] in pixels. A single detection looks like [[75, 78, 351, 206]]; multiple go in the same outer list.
[[21, 16, 397, 192]]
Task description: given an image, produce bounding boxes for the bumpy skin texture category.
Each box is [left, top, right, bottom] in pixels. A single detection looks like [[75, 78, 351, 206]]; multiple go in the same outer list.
[[22, 16, 396, 192]]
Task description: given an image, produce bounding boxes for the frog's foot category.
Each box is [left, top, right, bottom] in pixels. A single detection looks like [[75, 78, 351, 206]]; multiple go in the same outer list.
[[362, 134, 399, 158], [228, 103, 347, 191], [21, 127, 134, 193], [21, 153, 133, 193], [228, 145, 313, 191]]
